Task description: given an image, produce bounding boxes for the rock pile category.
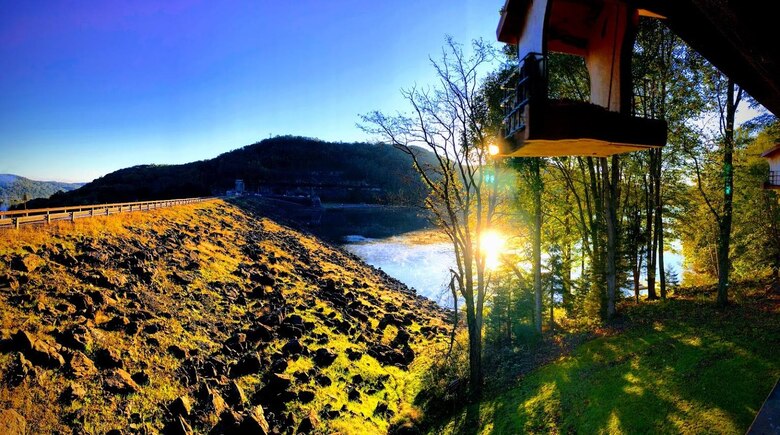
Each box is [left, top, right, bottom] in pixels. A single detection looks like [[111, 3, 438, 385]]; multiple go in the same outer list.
[[0, 201, 450, 433]]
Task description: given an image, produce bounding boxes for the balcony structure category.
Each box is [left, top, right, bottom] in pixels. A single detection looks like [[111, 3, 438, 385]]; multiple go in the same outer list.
[[496, 0, 780, 158], [496, 0, 668, 157], [761, 143, 780, 189]]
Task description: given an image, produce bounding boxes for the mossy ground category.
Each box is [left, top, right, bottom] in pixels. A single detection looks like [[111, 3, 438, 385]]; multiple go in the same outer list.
[[432, 291, 780, 434], [0, 199, 450, 433]]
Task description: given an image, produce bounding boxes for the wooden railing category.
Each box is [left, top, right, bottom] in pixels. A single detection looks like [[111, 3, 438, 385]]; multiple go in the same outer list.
[[0, 197, 214, 229], [502, 52, 546, 140]]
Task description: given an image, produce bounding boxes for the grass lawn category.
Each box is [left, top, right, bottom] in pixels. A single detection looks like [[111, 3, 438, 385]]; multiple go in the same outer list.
[[433, 294, 780, 434]]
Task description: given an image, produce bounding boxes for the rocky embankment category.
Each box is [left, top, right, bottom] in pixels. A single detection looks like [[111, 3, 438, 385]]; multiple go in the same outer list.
[[0, 200, 450, 434]]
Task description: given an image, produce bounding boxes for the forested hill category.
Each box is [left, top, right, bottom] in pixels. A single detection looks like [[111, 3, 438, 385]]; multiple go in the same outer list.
[[0, 174, 83, 210], [26, 136, 435, 208]]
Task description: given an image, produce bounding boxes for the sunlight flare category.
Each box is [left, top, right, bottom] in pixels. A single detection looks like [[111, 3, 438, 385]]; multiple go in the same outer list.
[[480, 229, 506, 270]]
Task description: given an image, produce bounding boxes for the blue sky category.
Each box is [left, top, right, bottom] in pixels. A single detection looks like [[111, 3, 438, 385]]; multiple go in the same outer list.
[[0, 1, 501, 182]]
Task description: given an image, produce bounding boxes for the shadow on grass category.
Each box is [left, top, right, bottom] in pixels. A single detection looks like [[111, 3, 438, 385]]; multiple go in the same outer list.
[[429, 297, 780, 434]]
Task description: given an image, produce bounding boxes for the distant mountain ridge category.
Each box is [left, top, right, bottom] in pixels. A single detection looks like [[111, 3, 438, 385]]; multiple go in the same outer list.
[[0, 174, 84, 210], [25, 136, 435, 208]]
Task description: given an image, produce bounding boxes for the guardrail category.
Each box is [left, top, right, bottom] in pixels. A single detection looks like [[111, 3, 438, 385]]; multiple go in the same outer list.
[[0, 197, 214, 229]]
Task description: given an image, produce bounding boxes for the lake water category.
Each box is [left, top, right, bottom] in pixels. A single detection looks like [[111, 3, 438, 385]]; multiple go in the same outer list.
[[305, 205, 685, 306], [300, 205, 456, 303], [343, 230, 457, 304]]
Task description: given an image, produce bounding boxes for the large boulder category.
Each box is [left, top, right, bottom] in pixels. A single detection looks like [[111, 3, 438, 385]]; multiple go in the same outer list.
[[95, 347, 124, 369], [55, 325, 93, 351], [104, 369, 141, 394], [313, 348, 337, 367], [169, 396, 191, 418], [61, 382, 86, 404], [229, 353, 263, 378], [67, 351, 98, 378], [10, 254, 44, 273], [12, 330, 65, 368], [238, 405, 269, 435], [226, 380, 248, 406], [163, 415, 193, 435]]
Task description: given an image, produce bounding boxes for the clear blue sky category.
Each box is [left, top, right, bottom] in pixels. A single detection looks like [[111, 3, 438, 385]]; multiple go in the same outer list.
[[0, 1, 501, 182]]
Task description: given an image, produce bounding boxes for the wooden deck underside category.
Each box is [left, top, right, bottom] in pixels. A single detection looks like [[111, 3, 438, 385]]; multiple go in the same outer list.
[[501, 101, 668, 157], [504, 138, 659, 157]]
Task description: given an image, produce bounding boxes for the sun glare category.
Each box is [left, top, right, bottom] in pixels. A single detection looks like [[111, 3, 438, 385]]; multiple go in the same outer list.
[[480, 229, 506, 270]]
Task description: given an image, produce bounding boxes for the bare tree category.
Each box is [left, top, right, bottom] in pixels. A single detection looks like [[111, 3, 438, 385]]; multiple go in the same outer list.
[[361, 38, 500, 399]]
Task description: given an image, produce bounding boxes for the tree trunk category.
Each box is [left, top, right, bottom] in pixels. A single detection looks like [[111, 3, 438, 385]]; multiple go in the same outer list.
[[562, 238, 572, 313], [532, 159, 543, 334], [562, 189, 573, 313], [587, 157, 606, 319], [633, 209, 643, 303], [549, 284, 555, 332], [658, 209, 666, 299], [717, 79, 738, 307], [465, 297, 482, 399], [656, 148, 666, 299], [633, 265, 641, 303], [506, 283, 512, 343], [646, 155, 658, 300], [602, 156, 619, 318]]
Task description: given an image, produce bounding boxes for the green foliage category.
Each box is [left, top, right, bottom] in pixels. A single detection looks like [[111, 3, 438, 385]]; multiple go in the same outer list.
[[25, 136, 437, 208], [485, 273, 534, 348], [432, 294, 780, 434], [666, 266, 680, 289], [583, 278, 606, 322], [680, 125, 780, 283]]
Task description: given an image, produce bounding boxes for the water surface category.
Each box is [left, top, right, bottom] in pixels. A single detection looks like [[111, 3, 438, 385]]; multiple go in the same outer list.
[[343, 230, 456, 304]]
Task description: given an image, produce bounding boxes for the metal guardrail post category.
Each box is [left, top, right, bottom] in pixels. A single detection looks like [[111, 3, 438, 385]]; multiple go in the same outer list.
[[0, 196, 213, 229]]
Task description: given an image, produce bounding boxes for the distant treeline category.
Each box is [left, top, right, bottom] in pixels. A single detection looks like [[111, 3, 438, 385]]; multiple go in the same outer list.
[[24, 136, 434, 208]]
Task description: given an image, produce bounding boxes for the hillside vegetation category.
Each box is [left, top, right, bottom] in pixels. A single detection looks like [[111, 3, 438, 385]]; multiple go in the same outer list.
[[0, 174, 83, 209], [25, 136, 436, 208], [0, 199, 449, 433]]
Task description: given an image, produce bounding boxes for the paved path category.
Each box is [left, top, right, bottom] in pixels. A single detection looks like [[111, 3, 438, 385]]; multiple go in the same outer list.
[[748, 378, 780, 434]]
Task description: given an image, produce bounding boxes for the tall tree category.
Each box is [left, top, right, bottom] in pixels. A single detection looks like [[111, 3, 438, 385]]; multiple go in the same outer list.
[[361, 38, 502, 399], [632, 18, 707, 300], [716, 78, 742, 305], [687, 72, 742, 306], [602, 155, 620, 317], [510, 157, 544, 333]]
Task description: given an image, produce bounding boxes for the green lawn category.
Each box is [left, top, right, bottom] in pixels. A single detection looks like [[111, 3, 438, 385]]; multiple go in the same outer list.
[[433, 296, 780, 434]]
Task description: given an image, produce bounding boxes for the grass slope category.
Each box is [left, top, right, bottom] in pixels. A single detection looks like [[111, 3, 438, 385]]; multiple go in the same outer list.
[[0, 199, 449, 433], [435, 296, 780, 434]]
